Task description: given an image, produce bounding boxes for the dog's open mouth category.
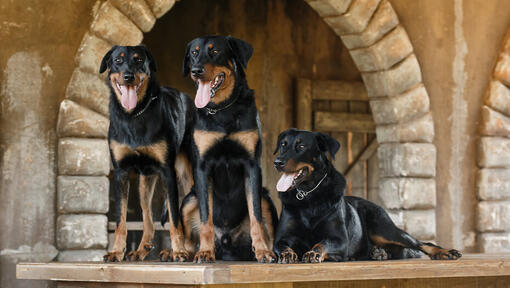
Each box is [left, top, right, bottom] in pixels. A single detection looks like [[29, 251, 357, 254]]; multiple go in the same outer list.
[[114, 78, 145, 111], [195, 72, 225, 109], [276, 166, 310, 192]]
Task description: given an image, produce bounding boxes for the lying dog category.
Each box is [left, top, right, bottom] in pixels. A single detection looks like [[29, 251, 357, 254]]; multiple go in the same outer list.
[[273, 128, 462, 263], [179, 35, 277, 263], [100, 45, 194, 262]]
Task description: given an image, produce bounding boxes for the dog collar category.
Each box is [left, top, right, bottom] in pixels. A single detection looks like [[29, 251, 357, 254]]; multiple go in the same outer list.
[[296, 172, 328, 200], [205, 93, 240, 115], [134, 95, 158, 118]]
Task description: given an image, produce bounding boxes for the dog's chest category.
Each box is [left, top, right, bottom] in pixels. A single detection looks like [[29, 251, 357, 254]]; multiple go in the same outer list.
[[110, 139, 167, 164], [193, 129, 259, 158]]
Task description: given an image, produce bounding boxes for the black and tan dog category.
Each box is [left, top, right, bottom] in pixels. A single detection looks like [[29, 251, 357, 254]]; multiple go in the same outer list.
[[179, 36, 277, 263], [100, 45, 194, 262], [273, 128, 462, 263]]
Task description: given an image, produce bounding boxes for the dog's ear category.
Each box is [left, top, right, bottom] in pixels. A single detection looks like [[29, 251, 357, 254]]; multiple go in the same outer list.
[[99, 45, 118, 74], [273, 128, 297, 155], [226, 36, 253, 69], [139, 45, 157, 73], [182, 41, 192, 76], [315, 132, 340, 160]]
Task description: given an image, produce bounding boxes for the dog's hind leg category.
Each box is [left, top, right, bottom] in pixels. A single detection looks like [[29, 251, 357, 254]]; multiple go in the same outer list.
[[104, 170, 129, 262], [126, 174, 158, 261]]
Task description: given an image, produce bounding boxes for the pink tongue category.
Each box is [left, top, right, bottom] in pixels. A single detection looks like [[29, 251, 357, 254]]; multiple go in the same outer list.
[[277, 173, 296, 192], [120, 85, 137, 111], [195, 79, 211, 108]]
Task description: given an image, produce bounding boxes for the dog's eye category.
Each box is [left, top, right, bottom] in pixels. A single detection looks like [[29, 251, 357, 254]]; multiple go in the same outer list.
[[135, 58, 143, 63], [298, 144, 305, 150], [191, 50, 198, 56], [212, 49, 220, 55], [281, 142, 287, 147], [114, 57, 122, 64]]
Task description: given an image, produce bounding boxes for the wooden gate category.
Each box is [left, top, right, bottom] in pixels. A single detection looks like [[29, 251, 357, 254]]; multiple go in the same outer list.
[[296, 79, 379, 201]]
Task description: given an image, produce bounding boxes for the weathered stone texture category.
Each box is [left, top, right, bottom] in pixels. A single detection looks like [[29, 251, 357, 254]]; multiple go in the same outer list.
[[57, 215, 108, 250], [324, 0, 381, 35], [58, 138, 110, 176], [306, 0, 352, 17], [57, 250, 107, 262], [477, 201, 510, 232], [494, 53, 510, 86], [478, 233, 510, 253], [376, 113, 434, 143], [110, 0, 156, 32], [66, 69, 110, 116], [57, 176, 109, 214], [145, 0, 177, 18], [350, 26, 413, 72], [403, 209, 436, 240], [370, 84, 429, 125], [485, 80, 510, 116], [480, 105, 510, 136], [57, 100, 109, 138], [478, 137, 510, 168], [362, 54, 422, 97], [90, 1, 143, 45], [379, 178, 436, 209], [477, 168, 510, 200], [75, 33, 112, 75], [387, 210, 404, 229], [378, 143, 436, 177], [340, 0, 398, 49]]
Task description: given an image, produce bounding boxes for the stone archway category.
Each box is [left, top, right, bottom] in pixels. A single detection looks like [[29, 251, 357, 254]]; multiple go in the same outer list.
[[476, 28, 510, 253], [55, 0, 438, 260]]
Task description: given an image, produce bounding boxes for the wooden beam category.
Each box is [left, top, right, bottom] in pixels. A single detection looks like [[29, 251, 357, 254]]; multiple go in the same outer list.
[[108, 221, 168, 231], [296, 79, 312, 130], [312, 80, 368, 101], [344, 138, 378, 179], [315, 112, 375, 133]]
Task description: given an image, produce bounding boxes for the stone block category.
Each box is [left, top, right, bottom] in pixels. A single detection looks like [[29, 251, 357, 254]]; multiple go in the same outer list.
[[485, 80, 510, 117], [57, 250, 107, 262], [378, 143, 436, 177], [379, 178, 436, 209], [66, 69, 110, 116], [370, 84, 429, 125], [477, 201, 510, 232], [480, 105, 510, 136], [57, 100, 109, 138], [478, 232, 510, 253], [362, 54, 422, 97], [494, 53, 510, 86], [145, 0, 177, 18], [57, 215, 108, 250], [90, 1, 143, 45], [57, 176, 109, 214], [306, 0, 352, 17], [478, 137, 510, 168], [386, 209, 404, 229], [75, 33, 112, 75], [324, 0, 381, 35], [376, 113, 434, 143], [58, 138, 110, 176], [341, 0, 398, 49], [349, 25, 413, 72], [403, 209, 436, 240], [110, 0, 156, 32], [477, 168, 510, 201]]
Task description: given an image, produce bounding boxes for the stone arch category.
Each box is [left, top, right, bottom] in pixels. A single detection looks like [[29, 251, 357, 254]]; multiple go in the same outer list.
[[55, 0, 438, 259], [476, 28, 510, 253]]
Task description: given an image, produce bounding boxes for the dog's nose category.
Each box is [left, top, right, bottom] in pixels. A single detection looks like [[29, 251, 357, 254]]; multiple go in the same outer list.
[[274, 159, 285, 169], [191, 67, 205, 77], [123, 72, 135, 83]]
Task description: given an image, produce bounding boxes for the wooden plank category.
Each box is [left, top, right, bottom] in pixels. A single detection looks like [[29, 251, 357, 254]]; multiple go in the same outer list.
[[367, 134, 381, 206], [16, 254, 510, 285], [311, 80, 368, 101], [296, 79, 312, 130], [315, 112, 375, 133], [344, 139, 378, 179], [108, 221, 169, 231]]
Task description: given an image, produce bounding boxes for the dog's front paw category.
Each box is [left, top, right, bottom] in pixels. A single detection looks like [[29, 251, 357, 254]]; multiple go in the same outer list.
[[429, 249, 462, 260], [254, 249, 276, 263], [126, 243, 153, 261], [302, 244, 326, 263], [103, 251, 125, 262], [370, 246, 389, 261], [194, 249, 215, 263], [278, 248, 298, 264], [159, 249, 190, 262]]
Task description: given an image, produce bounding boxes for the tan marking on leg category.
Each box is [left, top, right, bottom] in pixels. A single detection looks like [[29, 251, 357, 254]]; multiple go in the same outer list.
[[104, 179, 129, 262], [246, 182, 275, 262], [370, 235, 405, 247], [164, 192, 188, 262], [175, 152, 194, 196], [195, 185, 215, 263], [110, 140, 132, 163], [181, 196, 200, 254], [261, 197, 274, 249], [228, 130, 259, 156], [135, 140, 167, 164], [193, 130, 225, 156]]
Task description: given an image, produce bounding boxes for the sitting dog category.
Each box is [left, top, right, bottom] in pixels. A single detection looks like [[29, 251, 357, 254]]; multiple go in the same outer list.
[[179, 36, 277, 263], [100, 45, 194, 262], [273, 128, 462, 263]]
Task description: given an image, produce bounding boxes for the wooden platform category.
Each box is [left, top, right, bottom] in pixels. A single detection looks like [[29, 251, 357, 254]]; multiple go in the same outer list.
[[17, 254, 510, 287]]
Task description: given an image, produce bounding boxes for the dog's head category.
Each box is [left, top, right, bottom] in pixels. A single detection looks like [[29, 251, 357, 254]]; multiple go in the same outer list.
[[273, 129, 340, 192], [99, 45, 156, 113], [182, 35, 253, 109]]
